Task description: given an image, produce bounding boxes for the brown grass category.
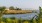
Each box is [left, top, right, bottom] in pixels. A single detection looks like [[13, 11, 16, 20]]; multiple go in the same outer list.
[[4, 10, 32, 14]]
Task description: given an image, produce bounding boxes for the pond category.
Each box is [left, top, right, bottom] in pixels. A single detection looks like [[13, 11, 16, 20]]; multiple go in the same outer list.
[[2, 13, 38, 20]]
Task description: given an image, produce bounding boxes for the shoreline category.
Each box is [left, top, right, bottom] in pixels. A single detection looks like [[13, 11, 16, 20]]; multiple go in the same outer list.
[[3, 10, 32, 14], [3, 12, 27, 14]]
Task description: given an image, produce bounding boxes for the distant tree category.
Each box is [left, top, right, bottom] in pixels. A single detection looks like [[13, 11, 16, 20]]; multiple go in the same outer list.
[[9, 6, 15, 10], [16, 7, 21, 10]]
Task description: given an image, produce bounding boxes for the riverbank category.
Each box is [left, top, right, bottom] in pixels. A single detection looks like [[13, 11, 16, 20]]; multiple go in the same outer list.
[[2, 13, 38, 23], [3, 10, 32, 14]]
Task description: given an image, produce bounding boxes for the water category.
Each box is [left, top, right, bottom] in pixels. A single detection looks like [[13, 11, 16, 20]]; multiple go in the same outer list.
[[2, 13, 38, 20]]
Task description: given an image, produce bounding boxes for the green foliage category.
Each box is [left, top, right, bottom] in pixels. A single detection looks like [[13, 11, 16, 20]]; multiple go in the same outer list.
[[16, 7, 21, 10], [10, 17, 15, 20], [0, 6, 6, 13], [37, 6, 42, 23], [2, 17, 7, 22], [1, 17, 30, 23], [9, 6, 22, 10], [0, 6, 6, 17], [0, 6, 6, 23]]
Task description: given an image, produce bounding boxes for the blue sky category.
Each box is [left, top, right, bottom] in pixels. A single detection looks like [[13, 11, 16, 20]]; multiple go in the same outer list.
[[0, 0, 42, 10]]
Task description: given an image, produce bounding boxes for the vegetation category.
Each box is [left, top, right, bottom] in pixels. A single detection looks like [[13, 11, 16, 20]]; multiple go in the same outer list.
[[0, 6, 6, 23], [1, 17, 30, 23], [9, 6, 21, 10], [36, 6, 42, 23], [0, 6, 6, 17], [15, 7, 21, 10], [9, 6, 15, 10], [0, 6, 42, 23], [39, 7, 42, 23]]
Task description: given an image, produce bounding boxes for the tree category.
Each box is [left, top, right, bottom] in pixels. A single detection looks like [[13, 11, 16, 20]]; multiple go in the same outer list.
[[0, 6, 6, 13], [9, 6, 15, 10], [0, 6, 6, 23], [36, 6, 41, 23], [0, 6, 6, 17], [16, 7, 21, 10], [38, 6, 41, 23]]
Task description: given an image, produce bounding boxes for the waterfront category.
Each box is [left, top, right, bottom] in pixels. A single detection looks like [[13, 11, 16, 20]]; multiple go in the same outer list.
[[2, 13, 38, 20]]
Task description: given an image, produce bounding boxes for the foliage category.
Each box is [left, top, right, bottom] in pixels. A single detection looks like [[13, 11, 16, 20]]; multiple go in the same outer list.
[[2, 17, 7, 22], [0, 6, 6, 23], [1, 6, 42, 23], [0, 6, 6, 17], [1, 18, 30, 23], [16, 7, 21, 10], [0, 6, 6, 13], [37, 6, 42, 23], [10, 17, 15, 20]]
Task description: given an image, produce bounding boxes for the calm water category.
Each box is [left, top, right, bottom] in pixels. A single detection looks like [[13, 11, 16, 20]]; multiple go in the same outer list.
[[2, 13, 38, 20]]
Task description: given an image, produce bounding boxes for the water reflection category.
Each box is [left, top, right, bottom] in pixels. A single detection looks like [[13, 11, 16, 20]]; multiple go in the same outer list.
[[2, 13, 38, 20]]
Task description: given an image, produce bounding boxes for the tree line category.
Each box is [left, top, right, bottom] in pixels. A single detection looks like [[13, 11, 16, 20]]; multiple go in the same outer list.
[[0, 6, 22, 10]]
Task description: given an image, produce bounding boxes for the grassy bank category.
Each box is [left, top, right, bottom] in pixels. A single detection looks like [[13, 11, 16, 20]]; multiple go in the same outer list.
[[3, 10, 32, 14], [1, 18, 30, 23]]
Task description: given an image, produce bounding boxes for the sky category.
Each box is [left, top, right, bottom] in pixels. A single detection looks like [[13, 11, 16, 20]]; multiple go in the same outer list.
[[0, 0, 42, 10]]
